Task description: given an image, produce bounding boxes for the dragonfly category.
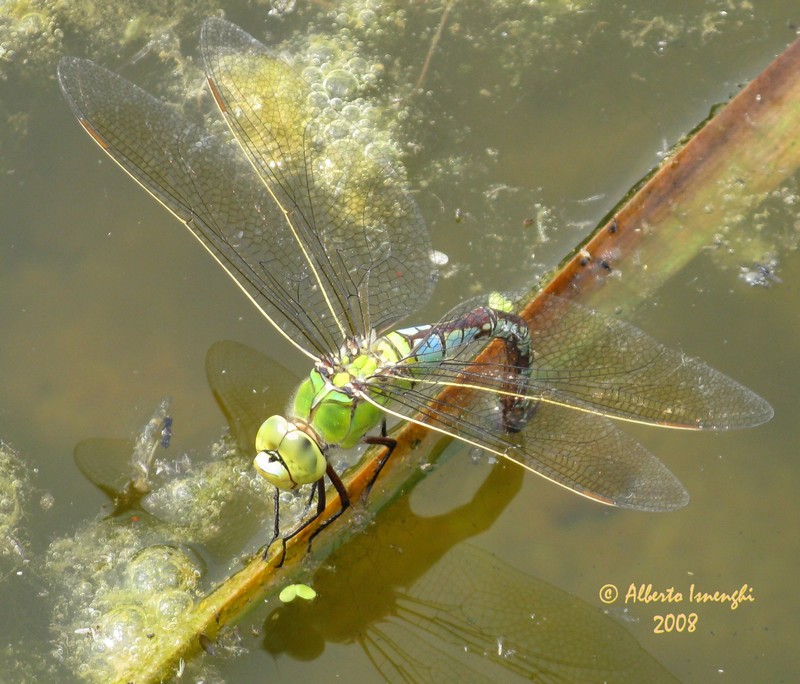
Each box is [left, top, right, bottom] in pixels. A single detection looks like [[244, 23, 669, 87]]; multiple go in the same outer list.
[[58, 18, 773, 549]]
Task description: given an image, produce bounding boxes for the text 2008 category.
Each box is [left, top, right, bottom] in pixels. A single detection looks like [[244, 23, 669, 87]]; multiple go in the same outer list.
[[653, 613, 698, 634]]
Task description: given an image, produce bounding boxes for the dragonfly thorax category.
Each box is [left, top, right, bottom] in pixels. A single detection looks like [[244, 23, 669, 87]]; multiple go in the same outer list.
[[265, 330, 415, 464], [332, 331, 411, 379], [252, 332, 408, 492]]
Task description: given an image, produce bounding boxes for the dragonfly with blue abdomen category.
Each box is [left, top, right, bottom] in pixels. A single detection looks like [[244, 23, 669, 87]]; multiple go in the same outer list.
[[57, 18, 773, 550]]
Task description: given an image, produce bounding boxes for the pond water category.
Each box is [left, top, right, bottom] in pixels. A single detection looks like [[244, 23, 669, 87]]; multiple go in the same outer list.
[[0, 1, 797, 681]]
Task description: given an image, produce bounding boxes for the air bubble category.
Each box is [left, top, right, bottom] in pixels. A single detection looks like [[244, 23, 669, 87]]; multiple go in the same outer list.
[[302, 66, 323, 84], [324, 118, 353, 141], [154, 590, 194, 619], [347, 56, 368, 74], [307, 90, 329, 110], [324, 69, 358, 99], [341, 104, 361, 122], [125, 545, 198, 593], [358, 9, 378, 27], [94, 605, 148, 652], [308, 43, 335, 66]]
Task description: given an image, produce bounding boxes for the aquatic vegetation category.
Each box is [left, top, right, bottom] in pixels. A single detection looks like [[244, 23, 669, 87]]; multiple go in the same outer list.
[[45, 406, 271, 682], [0, 442, 29, 579]]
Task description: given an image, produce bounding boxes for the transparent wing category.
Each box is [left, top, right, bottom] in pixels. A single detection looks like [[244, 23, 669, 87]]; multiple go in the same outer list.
[[359, 294, 772, 510], [520, 295, 773, 429], [366, 375, 689, 512], [58, 19, 435, 360], [58, 57, 328, 358], [200, 18, 436, 341], [380, 294, 772, 432]]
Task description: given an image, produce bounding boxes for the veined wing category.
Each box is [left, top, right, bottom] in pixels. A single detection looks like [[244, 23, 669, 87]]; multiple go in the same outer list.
[[357, 294, 771, 509], [200, 18, 436, 341], [522, 295, 773, 429], [58, 20, 436, 360], [381, 294, 773, 432], [205, 340, 300, 455], [364, 374, 689, 511], [58, 57, 329, 359]]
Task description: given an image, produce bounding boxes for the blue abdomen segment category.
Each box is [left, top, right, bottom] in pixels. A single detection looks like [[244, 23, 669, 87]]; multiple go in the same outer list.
[[395, 306, 534, 432]]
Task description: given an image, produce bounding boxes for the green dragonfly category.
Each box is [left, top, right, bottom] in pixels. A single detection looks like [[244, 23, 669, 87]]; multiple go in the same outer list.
[[58, 19, 772, 546]]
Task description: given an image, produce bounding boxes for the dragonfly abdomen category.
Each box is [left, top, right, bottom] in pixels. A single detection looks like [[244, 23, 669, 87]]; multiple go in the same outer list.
[[397, 306, 536, 432], [395, 307, 531, 364]]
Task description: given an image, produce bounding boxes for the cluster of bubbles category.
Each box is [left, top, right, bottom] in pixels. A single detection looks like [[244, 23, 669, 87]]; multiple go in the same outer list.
[[0, 3, 63, 76], [44, 488, 200, 680], [0, 1, 221, 81], [0, 442, 28, 578], [49, 540, 199, 683], [41, 389, 373, 680], [42, 394, 287, 681], [293, 10, 413, 183]]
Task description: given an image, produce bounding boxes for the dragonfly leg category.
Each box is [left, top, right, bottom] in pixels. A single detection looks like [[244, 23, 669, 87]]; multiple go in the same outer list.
[[277, 464, 351, 554], [304, 464, 350, 548], [313, 476, 327, 518], [261, 479, 325, 563], [262, 487, 286, 563], [362, 418, 397, 499]]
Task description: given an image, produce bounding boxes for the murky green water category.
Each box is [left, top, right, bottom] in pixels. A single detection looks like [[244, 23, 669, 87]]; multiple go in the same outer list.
[[1, 1, 797, 681]]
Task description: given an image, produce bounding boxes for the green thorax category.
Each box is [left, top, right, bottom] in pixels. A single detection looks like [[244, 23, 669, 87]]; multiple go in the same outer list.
[[292, 332, 412, 449]]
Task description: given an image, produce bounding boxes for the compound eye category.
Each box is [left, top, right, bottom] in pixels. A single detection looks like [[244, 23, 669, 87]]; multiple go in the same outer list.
[[254, 450, 294, 490], [255, 415, 290, 452], [279, 430, 326, 486], [252, 419, 326, 490]]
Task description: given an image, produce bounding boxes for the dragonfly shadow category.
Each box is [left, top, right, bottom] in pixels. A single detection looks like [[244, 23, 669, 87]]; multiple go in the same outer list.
[[260, 460, 678, 682]]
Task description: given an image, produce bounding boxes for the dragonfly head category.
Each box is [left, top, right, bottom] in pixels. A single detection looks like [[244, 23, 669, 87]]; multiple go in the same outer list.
[[253, 416, 326, 490]]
